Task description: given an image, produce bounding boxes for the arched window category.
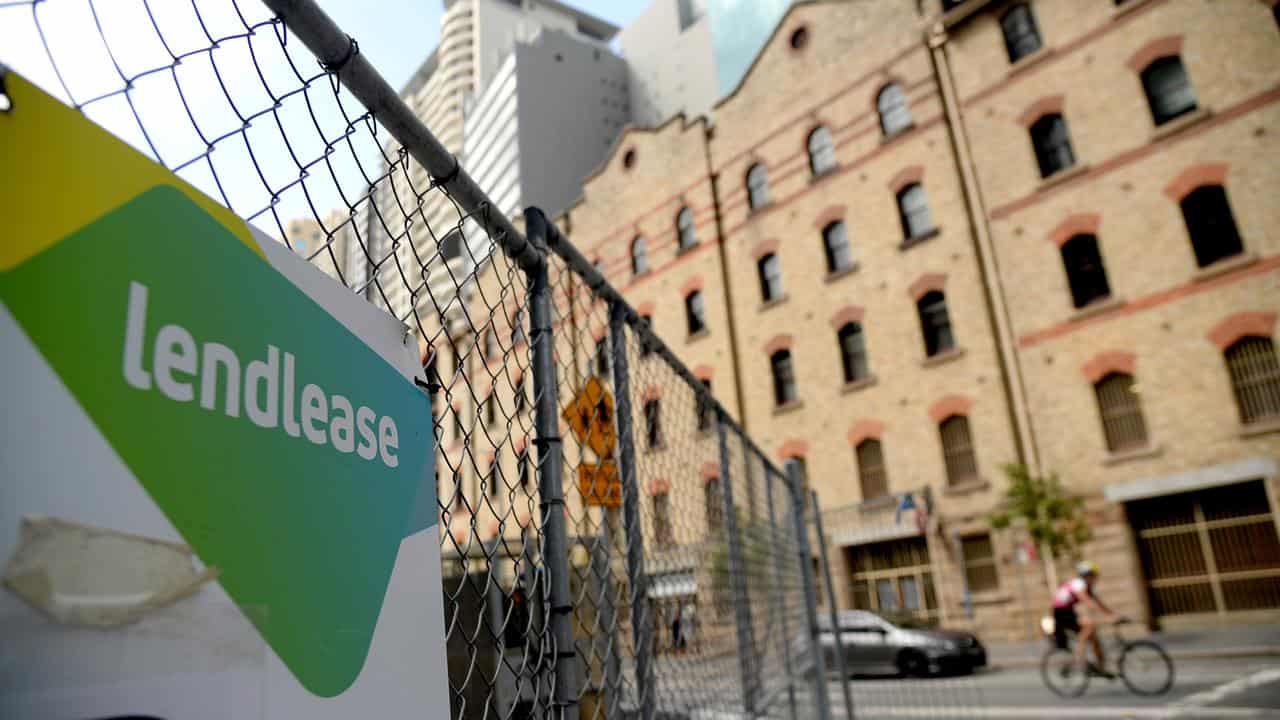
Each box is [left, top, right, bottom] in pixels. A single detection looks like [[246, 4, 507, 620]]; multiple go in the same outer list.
[[747, 163, 770, 210], [676, 206, 697, 249], [897, 183, 934, 241], [696, 379, 715, 431], [1095, 372, 1148, 452], [653, 491, 674, 544], [939, 415, 978, 485], [685, 290, 706, 335], [644, 398, 663, 449], [487, 457, 500, 498], [916, 291, 955, 358], [855, 439, 888, 500], [823, 221, 853, 273], [1060, 234, 1111, 308], [484, 393, 496, 427], [1225, 336, 1280, 425], [441, 228, 464, 261], [631, 236, 649, 275], [770, 350, 797, 406], [514, 377, 527, 413], [758, 253, 783, 302], [1180, 185, 1243, 268], [877, 83, 913, 137], [807, 125, 836, 176], [1000, 4, 1042, 63], [511, 309, 526, 346], [1142, 56, 1197, 126], [1030, 114, 1075, 178], [595, 336, 610, 377], [838, 323, 869, 383], [518, 448, 530, 489], [785, 456, 809, 494], [640, 314, 654, 357], [483, 330, 497, 360]]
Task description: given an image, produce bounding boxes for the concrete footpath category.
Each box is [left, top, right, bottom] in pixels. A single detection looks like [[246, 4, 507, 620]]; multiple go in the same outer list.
[[986, 624, 1280, 669]]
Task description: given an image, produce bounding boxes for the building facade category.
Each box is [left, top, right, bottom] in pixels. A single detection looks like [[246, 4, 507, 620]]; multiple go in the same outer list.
[[543, 0, 1280, 642]]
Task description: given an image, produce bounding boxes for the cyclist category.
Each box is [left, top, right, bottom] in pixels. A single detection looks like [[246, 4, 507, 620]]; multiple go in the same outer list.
[[1052, 561, 1123, 676]]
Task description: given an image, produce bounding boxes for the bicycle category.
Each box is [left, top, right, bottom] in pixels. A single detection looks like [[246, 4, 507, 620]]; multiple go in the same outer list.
[[1039, 617, 1175, 698]]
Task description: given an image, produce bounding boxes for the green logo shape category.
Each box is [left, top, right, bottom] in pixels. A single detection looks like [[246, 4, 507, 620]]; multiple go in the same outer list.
[[0, 185, 435, 697]]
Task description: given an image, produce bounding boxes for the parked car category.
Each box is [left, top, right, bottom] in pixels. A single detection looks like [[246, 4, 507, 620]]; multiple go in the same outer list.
[[793, 610, 987, 677]]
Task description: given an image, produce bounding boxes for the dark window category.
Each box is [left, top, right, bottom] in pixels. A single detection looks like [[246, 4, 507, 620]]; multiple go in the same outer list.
[[897, 183, 933, 240], [917, 291, 955, 357], [595, 337, 609, 377], [631, 236, 649, 275], [705, 477, 723, 530], [1095, 372, 1148, 452], [807, 125, 836, 176], [786, 456, 809, 495], [484, 394, 496, 427], [838, 323, 870, 383], [789, 26, 808, 50], [1142, 56, 1197, 126], [697, 379, 715, 432], [425, 351, 440, 388], [856, 439, 888, 500], [747, 163, 770, 210], [488, 458, 500, 497], [1180, 185, 1243, 268], [449, 347, 461, 379], [512, 309, 526, 346], [939, 415, 978, 485], [452, 406, 464, 441], [677, 206, 697, 249], [453, 471, 465, 509], [962, 535, 999, 592], [623, 148, 636, 169], [1061, 234, 1111, 308], [654, 492, 674, 545], [758, 253, 783, 302], [770, 350, 797, 406], [1000, 4, 1042, 63], [518, 449, 531, 489], [514, 377, 526, 413], [877, 83, 913, 136], [1030, 114, 1076, 178], [942, 0, 967, 10], [823, 221, 853, 273], [1225, 337, 1280, 425], [644, 398, 663, 449], [685, 290, 706, 335], [441, 228, 464, 261]]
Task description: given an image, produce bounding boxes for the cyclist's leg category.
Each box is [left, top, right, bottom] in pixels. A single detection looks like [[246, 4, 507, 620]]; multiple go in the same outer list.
[[1076, 615, 1096, 667]]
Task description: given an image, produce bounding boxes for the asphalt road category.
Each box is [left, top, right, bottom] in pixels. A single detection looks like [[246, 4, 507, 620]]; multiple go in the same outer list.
[[825, 657, 1280, 719]]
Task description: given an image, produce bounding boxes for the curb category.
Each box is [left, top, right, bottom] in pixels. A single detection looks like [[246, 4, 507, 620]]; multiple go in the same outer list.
[[989, 646, 1280, 670]]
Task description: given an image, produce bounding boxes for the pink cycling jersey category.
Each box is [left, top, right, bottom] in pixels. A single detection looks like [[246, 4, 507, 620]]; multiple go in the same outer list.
[[1052, 577, 1090, 609]]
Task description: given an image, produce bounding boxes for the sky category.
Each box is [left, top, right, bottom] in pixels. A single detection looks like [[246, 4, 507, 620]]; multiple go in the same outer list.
[[0, 0, 653, 242]]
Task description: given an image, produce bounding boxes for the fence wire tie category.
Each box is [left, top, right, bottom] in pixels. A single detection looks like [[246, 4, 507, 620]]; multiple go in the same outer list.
[[319, 34, 359, 74], [431, 154, 462, 189]]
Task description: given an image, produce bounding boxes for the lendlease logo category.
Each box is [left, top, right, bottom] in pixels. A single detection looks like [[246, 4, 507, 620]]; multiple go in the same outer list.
[[122, 281, 402, 469]]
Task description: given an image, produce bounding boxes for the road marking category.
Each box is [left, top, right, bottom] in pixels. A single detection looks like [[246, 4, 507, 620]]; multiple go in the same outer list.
[[1168, 668, 1280, 718], [831, 707, 1278, 718]]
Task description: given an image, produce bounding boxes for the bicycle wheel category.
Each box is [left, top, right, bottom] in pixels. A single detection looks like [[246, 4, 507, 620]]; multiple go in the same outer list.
[[1119, 640, 1174, 696], [1041, 648, 1090, 698]]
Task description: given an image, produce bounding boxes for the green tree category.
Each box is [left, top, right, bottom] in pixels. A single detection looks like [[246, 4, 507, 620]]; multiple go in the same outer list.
[[989, 462, 1091, 589]]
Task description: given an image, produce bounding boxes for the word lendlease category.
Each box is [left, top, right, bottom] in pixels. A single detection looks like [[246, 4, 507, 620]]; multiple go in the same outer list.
[[121, 281, 400, 468]]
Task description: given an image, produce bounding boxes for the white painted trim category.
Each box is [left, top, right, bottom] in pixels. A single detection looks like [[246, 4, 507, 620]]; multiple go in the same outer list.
[[831, 523, 921, 548], [1103, 457, 1279, 503]]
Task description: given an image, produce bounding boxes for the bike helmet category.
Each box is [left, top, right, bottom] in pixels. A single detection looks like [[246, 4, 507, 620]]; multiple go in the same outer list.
[[1076, 560, 1099, 577]]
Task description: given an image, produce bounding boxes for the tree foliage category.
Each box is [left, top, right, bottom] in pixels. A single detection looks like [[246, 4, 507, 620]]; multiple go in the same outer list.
[[989, 462, 1091, 561]]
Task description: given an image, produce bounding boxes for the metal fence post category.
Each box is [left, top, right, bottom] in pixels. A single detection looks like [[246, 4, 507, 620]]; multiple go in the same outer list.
[[811, 489, 855, 720], [788, 463, 832, 720], [608, 299, 655, 720], [763, 465, 799, 720], [591, 519, 622, 720], [525, 208, 579, 720], [716, 414, 759, 715]]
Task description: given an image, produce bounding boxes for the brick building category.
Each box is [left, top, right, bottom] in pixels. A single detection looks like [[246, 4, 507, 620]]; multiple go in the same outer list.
[[447, 0, 1280, 642]]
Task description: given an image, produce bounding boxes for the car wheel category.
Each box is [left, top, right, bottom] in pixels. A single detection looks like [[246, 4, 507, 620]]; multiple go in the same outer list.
[[896, 649, 929, 678]]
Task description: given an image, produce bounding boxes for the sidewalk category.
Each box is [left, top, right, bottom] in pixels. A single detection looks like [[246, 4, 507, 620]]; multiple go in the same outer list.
[[986, 625, 1280, 669]]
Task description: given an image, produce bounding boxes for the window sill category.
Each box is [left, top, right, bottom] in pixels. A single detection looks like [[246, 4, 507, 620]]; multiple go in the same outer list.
[[1240, 417, 1280, 439], [1036, 162, 1091, 193], [1102, 443, 1163, 466], [759, 294, 789, 312], [880, 123, 916, 145], [686, 328, 710, 344], [1069, 295, 1126, 322], [967, 590, 1012, 606], [676, 242, 700, 257], [1151, 106, 1212, 142], [841, 375, 878, 394], [921, 346, 965, 368], [772, 399, 804, 416], [859, 494, 898, 512], [1112, 0, 1157, 19], [809, 167, 839, 186], [1193, 251, 1256, 283], [943, 478, 991, 497], [1006, 45, 1055, 80], [747, 201, 774, 219], [899, 227, 941, 251], [824, 263, 860, 283]]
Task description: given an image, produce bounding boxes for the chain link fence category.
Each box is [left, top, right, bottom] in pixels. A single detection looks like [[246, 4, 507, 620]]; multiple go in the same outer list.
[[1, 1, 1001, 718]]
